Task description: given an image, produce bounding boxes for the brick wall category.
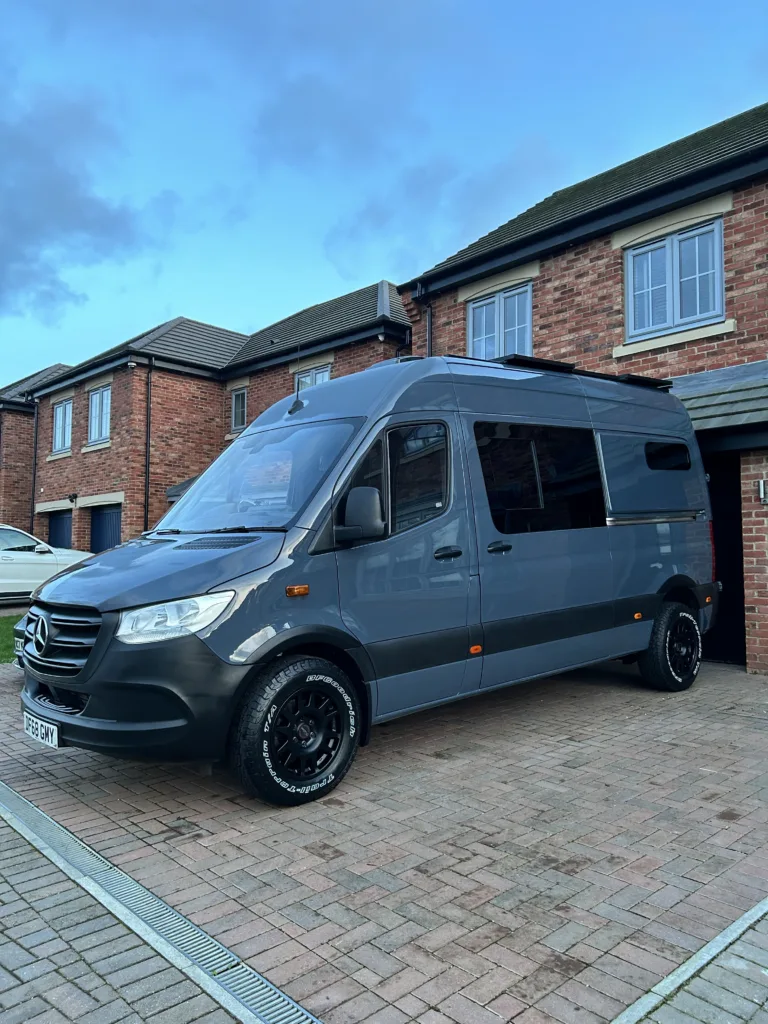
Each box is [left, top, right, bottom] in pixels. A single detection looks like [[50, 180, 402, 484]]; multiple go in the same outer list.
[[404, 179, 768, 378], [146, 370, 229, 529], [33, 367, 147, 549], [234, 338, 401, 426], [742, 450, 768, 674], [0, 409, 34, 531]]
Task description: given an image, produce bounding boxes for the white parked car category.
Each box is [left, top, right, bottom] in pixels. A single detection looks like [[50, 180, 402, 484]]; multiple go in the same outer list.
[[0, 525, 89, 601]]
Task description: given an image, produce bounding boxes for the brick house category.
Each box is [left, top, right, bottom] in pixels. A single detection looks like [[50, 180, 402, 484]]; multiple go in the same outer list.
[[0, 365, 69, 532], [28, 281, 409, 551], [399, 102, 768, 672]]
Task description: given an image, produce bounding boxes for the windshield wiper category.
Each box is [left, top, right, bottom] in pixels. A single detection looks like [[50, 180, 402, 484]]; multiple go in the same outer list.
[[153, 528, 183, 535], [203, 526, 287, 534]]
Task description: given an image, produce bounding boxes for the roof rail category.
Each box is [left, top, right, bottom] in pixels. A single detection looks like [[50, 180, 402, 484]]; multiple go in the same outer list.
[[445, 351, 672, 392]]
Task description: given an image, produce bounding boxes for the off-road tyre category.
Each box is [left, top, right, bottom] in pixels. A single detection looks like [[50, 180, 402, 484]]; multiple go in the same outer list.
[[233, 655, 360, 806], [638, 601, 702, 692]]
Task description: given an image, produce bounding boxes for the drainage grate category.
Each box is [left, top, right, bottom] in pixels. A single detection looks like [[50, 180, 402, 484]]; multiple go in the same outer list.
[[0, 781, 321, 1024]]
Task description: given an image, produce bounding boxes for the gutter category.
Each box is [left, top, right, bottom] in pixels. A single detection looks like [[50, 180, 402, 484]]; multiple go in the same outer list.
[[32, 352, 219, 399], [404, 151, 768, 298], [224, 322, 409, 379], [144, 357, 154, 532], [29, 400, 39, 533], [0, 399, 35, 414]]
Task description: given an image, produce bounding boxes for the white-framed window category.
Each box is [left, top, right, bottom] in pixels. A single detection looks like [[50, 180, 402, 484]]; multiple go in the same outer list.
[[296, 365, 331, 391], [231, 388, 247, 432], [88, 385, 111, 444], [625, 219, 724, 342], [52, 399, 72, 453], [467, 282, 533, 360]]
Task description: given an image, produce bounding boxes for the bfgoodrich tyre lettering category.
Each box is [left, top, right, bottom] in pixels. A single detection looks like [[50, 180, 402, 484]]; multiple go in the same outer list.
[[639, 601, 702, 692], [234, 655, 361, 806]]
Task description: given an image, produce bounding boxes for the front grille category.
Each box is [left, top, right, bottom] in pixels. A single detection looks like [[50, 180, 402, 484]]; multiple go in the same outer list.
[[25, 603, 102, 678], [35, 685, 89, 716]]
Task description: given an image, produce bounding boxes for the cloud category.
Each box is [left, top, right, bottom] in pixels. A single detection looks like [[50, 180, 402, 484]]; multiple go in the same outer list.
[[0, 71, 171, 320], [324, 140, 566, 281]]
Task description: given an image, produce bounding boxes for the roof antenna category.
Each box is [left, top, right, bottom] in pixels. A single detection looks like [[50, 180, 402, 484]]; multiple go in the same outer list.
[[288, 336, 305, 415]]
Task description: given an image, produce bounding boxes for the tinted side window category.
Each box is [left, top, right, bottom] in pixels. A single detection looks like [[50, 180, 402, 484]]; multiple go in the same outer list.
[[645, 441, 691, 471], [389, 424, 448, 534], [474, 422, 606, 534], [0, 529, 35, 552]]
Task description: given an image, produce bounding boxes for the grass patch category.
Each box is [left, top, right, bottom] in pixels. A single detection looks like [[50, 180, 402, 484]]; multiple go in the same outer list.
[[0, 616, 20, 663]]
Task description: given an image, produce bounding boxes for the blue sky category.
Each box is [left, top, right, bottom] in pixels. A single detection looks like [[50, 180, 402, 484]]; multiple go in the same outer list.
[[1, 0, 766, 383]]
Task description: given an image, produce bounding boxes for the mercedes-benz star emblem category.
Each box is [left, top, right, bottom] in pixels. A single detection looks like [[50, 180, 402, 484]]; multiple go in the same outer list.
[[33, 616, 49, 656]]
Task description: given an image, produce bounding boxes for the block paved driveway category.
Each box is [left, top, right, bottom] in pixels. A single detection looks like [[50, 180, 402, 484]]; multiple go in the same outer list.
[[2, 660, 768, 1024]]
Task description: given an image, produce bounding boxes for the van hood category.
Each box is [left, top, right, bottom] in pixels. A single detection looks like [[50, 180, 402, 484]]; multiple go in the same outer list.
[[36, 532, 286, 612]]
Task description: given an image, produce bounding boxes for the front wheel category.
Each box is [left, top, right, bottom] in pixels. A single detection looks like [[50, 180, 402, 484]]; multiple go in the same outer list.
[[233, 656, 361, 806], [638, 601, 702, 692]]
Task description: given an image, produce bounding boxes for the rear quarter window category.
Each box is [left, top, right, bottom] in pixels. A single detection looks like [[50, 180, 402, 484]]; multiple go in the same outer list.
[[599, 433, 704, 513]]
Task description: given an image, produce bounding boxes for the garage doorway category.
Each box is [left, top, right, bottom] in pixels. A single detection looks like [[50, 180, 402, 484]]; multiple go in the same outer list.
[[48, 510, 72, 550], [90, 505, 122, 554], [703, 451, 746, 665]]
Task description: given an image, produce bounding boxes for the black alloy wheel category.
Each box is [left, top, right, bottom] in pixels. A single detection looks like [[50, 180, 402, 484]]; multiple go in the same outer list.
[[233, 655, 361, 806], [268, 686, 344, 781]]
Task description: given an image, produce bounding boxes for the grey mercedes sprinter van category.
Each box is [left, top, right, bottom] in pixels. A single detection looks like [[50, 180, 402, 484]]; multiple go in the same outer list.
[[18, 355, 718, 805]]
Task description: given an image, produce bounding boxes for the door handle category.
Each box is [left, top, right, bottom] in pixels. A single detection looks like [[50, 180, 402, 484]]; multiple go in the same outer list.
[[434, 546, 462, 561], [0, 555, 12, 562], [487, 541, 512, 554]]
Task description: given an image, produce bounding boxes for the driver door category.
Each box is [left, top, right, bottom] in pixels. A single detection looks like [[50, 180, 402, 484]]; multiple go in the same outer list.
[[335, 415, 474, 717]]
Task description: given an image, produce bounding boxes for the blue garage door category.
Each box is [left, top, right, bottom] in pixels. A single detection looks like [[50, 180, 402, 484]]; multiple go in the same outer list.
[[48, 510, 72, 549], [91, 505, 122, 553]]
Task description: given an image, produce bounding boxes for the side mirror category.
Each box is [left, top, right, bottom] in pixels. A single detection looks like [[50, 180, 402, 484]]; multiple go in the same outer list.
[[34, 543, 51, 554], [335, 486, 386, 544]]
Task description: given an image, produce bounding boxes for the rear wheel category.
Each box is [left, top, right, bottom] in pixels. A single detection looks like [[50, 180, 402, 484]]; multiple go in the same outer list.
[[639, 601, 702, 692], [233, 656, 360, 806]]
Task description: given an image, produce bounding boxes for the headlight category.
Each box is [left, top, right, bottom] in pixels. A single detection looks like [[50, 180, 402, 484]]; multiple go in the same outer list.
[[116, 592, 235, 645]]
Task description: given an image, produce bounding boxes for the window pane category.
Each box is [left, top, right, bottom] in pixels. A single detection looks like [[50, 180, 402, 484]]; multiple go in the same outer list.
[[680, 276, 698, 319], [0, 528, 34, 552], [471, 301, 496, 359], [645, 442, 691, 471], [65, 401, 72, 447], [698, 271, 715, 314], [633, 287, 649, 332], [296, 372, 311, 391], [101, 388, 111, 438], [650, 246, 666, 287], [698, 230, 714, 273], [679, 235, 697, 280], [474, 422, 605, 534], [314, 367, 331, 384], [89, 391, 98, 441], [388, 424, 447, 534], [474, 423, 541, 534], [232, 390, 246, 429], [651, 286, 667, 326], [503, 290, 530, 356], [634, 250, 650, 291]]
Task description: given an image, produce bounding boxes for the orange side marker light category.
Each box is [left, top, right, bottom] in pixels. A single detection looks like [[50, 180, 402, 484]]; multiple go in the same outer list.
[[286, 584, 310, 598], [705, 595, 712, 604], [470, 645, 483, 655], [634, 612, 643, 620]]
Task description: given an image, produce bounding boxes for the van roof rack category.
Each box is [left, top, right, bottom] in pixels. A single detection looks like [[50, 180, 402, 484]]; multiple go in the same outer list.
[[444, 352, 672, 392]]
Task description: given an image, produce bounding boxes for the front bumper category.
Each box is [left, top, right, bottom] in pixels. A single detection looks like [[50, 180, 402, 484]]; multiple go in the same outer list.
[[21, 633, 251, 761]]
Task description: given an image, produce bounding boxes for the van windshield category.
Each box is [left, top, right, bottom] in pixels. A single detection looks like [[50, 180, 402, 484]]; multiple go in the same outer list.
[[156, 419, 358, 533]]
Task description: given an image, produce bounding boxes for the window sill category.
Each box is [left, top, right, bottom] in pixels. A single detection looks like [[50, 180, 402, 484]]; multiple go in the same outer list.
[[613, 319, 735, 359], [225, 430, 244, 441], [81, 440, 111, 453], [47, 450, 72, 462]]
